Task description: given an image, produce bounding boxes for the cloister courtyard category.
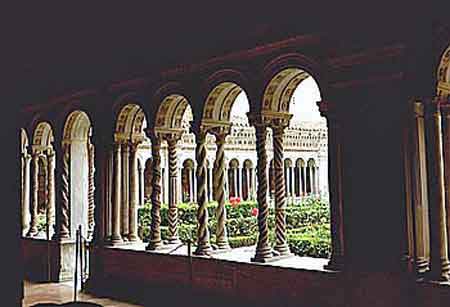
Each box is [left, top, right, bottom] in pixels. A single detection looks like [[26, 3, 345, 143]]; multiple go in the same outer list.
[[3, 5, 449, 307]]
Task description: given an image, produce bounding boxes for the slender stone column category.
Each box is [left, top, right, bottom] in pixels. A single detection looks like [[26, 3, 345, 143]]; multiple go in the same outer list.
[[211, 130, 230, 250], [251, 121, 273, 262], [87, 143, 95, 240], [316, 166, 320, 196], [189, 168, 194, 202], [410, 102, 430, 274], [319, 101, 345, 270], [301, 166, 306, 196], [46, 150, 56, 239], [441, 103, 450, 259], [56, 144, 71, 241], [27, 153, 40, 237], [139, 162, 145, 205], [272, 125, 290, 256], [147, 134, 163, 250], [425, 98, 450, 282], [128, 143, 139, 242], [110, 143, 123, 244], [194, 130, 212, 255], [121, 142, 130, 241], [22, 153, 31, 236], [166, 135, 181, 244]]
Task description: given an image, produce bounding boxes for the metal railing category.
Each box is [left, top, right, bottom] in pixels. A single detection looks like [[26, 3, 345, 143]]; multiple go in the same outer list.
[[73, 225, 90, 302]]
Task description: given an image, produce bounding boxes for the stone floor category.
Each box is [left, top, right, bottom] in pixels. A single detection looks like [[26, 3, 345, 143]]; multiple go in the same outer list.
[[115, 242, 330, 271], [23, 280, 142, 307]]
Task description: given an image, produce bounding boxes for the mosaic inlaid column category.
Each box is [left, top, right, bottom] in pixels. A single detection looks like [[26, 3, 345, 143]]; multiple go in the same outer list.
[[212, 130, 230, 250], [46, 149, 56, 239], [27, 153, 40, 237], [121, 142, 130, 241], [425, 98, 450, 282], [147, 135, 163, 250], [111, 143, 123, 244], [194, 130, 212, 255], [272, 125, 290, 256], [166, 135, 181, 244], [319, 101, 345, 270], [128, 143, 139, 242], [58, 144, 71, 241], [22, 153, 31, 236], [252, 122, 272, 262], [87, 143, 95, 240]]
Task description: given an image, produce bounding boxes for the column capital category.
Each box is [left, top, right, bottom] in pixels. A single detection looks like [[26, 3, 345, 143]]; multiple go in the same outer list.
[[163, 132, 182, 145], [412, 101, 425, 118], [424, 97, 445, 116], [440, 100, 450, 116], [208, 125, 231, 142]]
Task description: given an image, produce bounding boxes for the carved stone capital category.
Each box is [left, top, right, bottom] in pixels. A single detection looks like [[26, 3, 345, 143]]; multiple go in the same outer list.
[[440, 100, 450, 117], [207, 125, 231, 141], [413, 101, 424, 118]]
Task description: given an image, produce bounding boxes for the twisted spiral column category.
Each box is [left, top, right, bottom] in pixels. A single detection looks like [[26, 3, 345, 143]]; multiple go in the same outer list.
[[46, 150, 56, 239], [167, 136, 181, 244], [424, 98, 449, 282], [194, 131, 212, 255], [27, 153, 40, 237], [128, 143, 139, 242], [58, 145, 71, 240], [252, 123, 272, 262], [87, 143, 95, 240], [213, 133, 230, 250], [147, 135, 163, 250], [273, 126, 290, 256]]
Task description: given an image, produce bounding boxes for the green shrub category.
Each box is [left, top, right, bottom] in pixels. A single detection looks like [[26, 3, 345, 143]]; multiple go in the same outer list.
[[138, 197, 331, 258]]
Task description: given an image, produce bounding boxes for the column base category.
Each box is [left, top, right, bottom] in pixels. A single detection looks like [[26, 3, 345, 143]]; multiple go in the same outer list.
[[251, 246, 273, 263], [128, 235, 142, 243], [324, 254, 345, 271], [273, 243, 291, 257], [146, 240, 164, 251], [107, 235, 124, 246], [194, 243, 213, 256], [166, 237, 182, 245], [425, 270, 450, 284], [26, 229, 38, 237], [415, 257, 430, 275], [215, 238, 231, 251]]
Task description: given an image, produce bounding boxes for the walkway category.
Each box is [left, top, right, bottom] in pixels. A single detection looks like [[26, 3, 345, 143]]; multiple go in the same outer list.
[[23, 280, 141, 307]]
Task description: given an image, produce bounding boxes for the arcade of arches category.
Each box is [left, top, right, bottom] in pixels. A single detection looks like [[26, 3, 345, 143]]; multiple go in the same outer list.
[[18, 35, 450, 307]]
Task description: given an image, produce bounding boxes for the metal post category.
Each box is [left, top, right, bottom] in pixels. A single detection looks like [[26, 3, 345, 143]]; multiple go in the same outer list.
[[79, 225, 84, 291], [74, 227, 79, 302]]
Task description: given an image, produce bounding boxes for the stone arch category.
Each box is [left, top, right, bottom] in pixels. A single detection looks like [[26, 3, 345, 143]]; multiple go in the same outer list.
[[114, 103, 147, 143], [32, 122, 54, 151], [155, 94, 192, 132], [284, 158, 293, 168], [437, 45, 450, 99], [296, 158, 305, 168], [202, 82, 244, 124], [62, 110, 94, 239], [308, 158, 316, 167]]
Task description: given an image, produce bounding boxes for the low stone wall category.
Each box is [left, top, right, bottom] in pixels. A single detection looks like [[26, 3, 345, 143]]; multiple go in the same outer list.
[[22, 238, 76, 282], [87, 247, 343, 307], [86, 247, 450, 307]]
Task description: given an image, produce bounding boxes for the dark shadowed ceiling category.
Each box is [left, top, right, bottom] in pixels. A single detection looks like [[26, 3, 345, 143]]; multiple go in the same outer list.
[[3, 2, 436, 108]]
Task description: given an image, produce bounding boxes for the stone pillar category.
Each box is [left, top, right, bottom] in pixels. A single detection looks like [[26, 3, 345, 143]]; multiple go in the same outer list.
[[441, 103, 450, 259], [224, 167, 229, 201], [111, 143, 123, 244], [139, 162, 145, 205], [46, 149, 56, 239], [316, 166, 320, 196], [166, 135, 181, 244], [251, 121, 272, 262], [87, 143, 95, 240], [189, 168, 195, 202], [52, 144, 71, 241], [128, 143, 139, 242], [27, 153, 40, 237], [424, 99, 450, 282], [211, 129, 230, 250], [272, 125, 290, 256], [194, 130, 212, 255], [121, 142, 130, 241], [410, 102, 430, 274], [319, 101, 345, 271], [147, 134, 163, 250], [22, 153, 31, 236]]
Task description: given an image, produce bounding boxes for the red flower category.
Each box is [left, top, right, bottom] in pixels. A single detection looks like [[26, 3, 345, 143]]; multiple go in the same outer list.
[[251, 207, 259, 217]]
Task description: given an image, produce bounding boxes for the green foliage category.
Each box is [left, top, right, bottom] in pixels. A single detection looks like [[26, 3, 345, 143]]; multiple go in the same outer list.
[[138, 196, 331, 258]]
